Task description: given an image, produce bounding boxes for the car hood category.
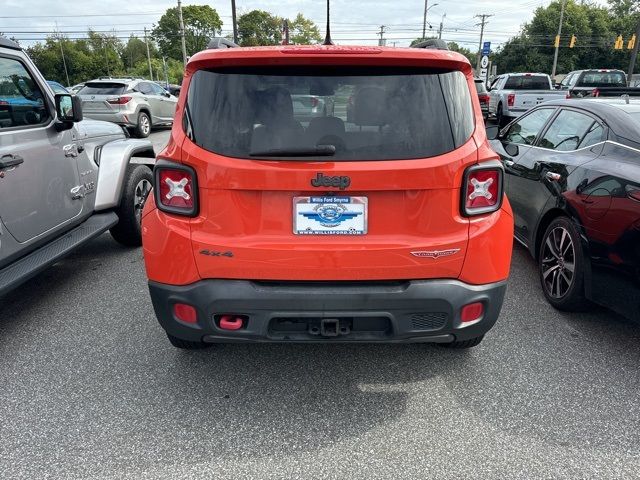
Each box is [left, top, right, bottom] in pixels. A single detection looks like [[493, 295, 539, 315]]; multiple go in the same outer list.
[[76, 118, 125, 139]]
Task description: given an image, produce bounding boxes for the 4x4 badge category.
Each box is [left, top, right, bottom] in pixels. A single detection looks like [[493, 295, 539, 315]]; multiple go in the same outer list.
[[411, 249, 460, 259], [311, 173, 350, 190]]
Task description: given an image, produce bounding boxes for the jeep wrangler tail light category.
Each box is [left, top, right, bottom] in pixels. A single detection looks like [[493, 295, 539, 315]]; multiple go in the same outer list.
[[153, 160, 199, 217], [462, 163, 504, 216]]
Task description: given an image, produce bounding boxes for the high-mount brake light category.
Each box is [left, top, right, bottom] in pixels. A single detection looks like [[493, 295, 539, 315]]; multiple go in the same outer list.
[[107, 96, 132, 105], [507, 93, 515, 107], [153, 160, 199, 217], [462, 163, 503, 216]]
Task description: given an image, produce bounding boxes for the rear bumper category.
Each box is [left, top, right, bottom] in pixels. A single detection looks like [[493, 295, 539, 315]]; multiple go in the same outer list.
[[83, 111, 138, 127], [149, 278, 507, 344]]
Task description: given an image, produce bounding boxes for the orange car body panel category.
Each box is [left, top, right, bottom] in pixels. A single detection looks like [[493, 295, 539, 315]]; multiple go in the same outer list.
[[143, 45, 511, 286]]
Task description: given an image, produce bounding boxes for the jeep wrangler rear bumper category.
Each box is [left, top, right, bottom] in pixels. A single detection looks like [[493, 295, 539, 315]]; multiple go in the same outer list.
[[149, 279, 507, 344]]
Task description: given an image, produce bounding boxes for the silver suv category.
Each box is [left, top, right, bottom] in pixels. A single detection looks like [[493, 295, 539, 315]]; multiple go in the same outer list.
[[0, 37, 156, 296], [78, 78, 178, 138]]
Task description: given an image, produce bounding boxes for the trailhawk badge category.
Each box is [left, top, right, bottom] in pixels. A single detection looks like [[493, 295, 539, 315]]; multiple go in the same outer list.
[[411, 249, 460, 259]]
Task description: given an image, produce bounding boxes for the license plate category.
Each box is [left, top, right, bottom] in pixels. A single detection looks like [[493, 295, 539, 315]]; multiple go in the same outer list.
[[293, 196, 367, 235]]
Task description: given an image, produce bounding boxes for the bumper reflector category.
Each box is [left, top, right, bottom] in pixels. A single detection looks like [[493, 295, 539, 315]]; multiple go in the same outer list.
[[173, 303, 197, 324], [461, 302, 484, 323]]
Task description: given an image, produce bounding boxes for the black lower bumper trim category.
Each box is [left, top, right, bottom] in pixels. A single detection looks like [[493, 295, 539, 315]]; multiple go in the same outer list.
[[149, 278, 507, 344]]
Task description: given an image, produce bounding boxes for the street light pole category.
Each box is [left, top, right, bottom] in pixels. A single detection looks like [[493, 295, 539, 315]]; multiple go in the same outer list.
[[551, 0, 567, 80], [231, 0, 238, 44], [422, 0, 428, 40]]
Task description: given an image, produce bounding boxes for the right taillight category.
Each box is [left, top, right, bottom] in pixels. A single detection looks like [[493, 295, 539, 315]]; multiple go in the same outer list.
[[462, 163, 504, 216], [507, 93, 515, 107], [153, 160, 199, 217]]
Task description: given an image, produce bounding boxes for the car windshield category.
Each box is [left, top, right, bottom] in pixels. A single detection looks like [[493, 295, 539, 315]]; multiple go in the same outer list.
[[186, 67, 474, 161], [504, 75, 550, 90], [578, 71, 626, 87], [78, 82, 126, 95]]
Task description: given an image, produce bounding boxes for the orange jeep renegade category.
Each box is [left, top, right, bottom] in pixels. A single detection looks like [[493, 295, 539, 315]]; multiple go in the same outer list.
[[142, 38, 513, 350]]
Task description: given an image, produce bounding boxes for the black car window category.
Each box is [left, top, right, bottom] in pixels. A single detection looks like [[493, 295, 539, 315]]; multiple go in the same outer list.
[[577, 71, 626, 88], [538, 110, 598, 151], [186, 67, 473, 161], [505, 108, 555, 145], [0, 56, 50, 129], [504, 75, 550, 90], [78, 82, 126, 95], [150, 83, 167, 95], [137, 82, 153, 95], [578, 122, 605, 149]]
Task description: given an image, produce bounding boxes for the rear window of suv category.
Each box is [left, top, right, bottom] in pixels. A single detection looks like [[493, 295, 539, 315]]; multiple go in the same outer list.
[[577, 71, 626, 88], [504, 75, 550, 90], [185, 67, 474, 161], [78, 82, 126, 95]]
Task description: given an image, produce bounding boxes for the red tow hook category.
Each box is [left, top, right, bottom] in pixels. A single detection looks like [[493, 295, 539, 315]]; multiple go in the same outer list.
[[219, 315, 244, 331]]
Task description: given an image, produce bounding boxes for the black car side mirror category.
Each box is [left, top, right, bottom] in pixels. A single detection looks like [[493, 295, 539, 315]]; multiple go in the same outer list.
[[55, 93, 82, 131], [486, 125, 500, 140]]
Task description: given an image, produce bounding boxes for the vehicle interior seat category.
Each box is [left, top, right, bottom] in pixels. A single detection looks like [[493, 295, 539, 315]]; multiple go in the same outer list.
[[251, 87, 304, 152], [347, 86, 388, 151], [306, 115, 346, 148]]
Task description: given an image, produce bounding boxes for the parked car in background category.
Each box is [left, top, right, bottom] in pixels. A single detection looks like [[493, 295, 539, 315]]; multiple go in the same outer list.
[[0, 36, 156, 296], [559, 69, 640, 98], [488, 99, 640, 321], [474, 77, 489, 118], [488, 73, 566, 126], [46, 80, 69, 94], [155, 81, 181, 97], [142, 39, 513, 350], [69, 83, 84, 94], [78, 77, 178, 138]]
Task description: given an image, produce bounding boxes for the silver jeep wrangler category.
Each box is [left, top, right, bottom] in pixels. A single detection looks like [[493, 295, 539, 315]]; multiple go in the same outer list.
[[0, 37, 156, 296]]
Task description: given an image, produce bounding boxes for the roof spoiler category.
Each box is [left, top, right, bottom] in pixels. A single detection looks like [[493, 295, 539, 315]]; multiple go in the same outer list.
[[411, 39, 449, 50], [0, 36, 21, 51], [207, 38, 240, 50]]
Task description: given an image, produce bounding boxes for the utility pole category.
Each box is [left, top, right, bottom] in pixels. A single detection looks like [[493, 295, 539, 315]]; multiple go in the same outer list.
[[231, 0, 238, 44], [438, 13, 446, 40], [475, 14, 493, 73], [54, 24, 70, 87], [551, 0, 567, 80], [628, 19, 640, 86], [177, 0, 188, 65], [144, 27, 153, 81], [378, 25, 387, 47], [422, 0, 429, 40], [282, 19, 290, 45]]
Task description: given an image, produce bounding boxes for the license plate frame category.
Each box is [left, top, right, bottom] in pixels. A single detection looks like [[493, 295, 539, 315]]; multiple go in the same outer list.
[[293, 196, 368, 235]]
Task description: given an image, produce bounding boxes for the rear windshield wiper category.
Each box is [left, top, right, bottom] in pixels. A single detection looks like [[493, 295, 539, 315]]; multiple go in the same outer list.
[[249, 145, 336, 157]]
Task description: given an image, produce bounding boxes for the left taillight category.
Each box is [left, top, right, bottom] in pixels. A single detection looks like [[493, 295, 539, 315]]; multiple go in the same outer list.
[[153, 160, 199, 217], [461, 163, 504, 216], [107, 96, 132, 105]]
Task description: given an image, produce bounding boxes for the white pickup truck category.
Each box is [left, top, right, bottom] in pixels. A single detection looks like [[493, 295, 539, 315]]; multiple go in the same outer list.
[[488, 73, 567, 126]]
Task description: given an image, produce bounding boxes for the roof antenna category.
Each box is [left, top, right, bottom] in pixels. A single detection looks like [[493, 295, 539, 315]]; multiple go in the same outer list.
[[323, 0, 334, 45]]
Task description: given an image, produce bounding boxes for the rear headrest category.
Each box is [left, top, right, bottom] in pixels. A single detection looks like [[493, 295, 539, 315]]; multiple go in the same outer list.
[[306, 116, 345, 139], [255, 86, 294, 124], [353, 86, 387, 127]]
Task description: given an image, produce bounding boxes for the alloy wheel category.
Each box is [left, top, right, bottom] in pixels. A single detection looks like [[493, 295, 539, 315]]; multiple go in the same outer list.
[[541, 226, 575, 298], [134, 179, 152, 224], [140, 115, 150, 136]]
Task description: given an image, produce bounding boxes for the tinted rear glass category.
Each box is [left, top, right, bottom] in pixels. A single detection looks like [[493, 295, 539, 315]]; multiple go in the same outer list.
[[504, 75, 550, 90], [475, 80, 487, 93], [79, 82, 126, 95], [186, 67, 474, 161], [578, 71, 626, 87]]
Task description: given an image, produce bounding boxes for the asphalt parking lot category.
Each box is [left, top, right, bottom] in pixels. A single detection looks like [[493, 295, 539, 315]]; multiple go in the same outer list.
[[1, 131, 639, 479]]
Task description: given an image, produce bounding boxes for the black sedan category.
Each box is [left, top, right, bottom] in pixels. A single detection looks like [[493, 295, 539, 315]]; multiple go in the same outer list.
[[488, 99, 640, 321]]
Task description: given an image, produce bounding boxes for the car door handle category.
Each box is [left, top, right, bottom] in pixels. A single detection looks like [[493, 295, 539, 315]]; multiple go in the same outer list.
[[0, 154, 24, 169], [545, 171, 562, 182]]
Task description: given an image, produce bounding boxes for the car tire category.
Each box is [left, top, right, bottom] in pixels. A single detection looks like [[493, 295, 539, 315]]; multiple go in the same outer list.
[[110, 165, 153, 247], [166, 333, 211, 350], [442, 335, 484, 349], [538, 216, 588, 311], [134, 111, 151, 138], [496, 103, 505, 127]]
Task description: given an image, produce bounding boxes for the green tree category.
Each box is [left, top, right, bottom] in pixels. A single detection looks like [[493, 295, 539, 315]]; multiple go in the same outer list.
[[238, 10, 282, 46], [289, 13, 322, 45], [152, 5, 222, 61], [122, 35, 158, 73], [447, 42, 476, 64]]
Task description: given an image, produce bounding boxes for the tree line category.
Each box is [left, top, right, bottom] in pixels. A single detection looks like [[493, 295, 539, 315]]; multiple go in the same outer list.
[[17, 6, 322, 86]]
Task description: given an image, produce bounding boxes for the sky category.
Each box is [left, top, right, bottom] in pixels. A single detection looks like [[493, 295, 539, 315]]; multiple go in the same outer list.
[[0, 0, 609, 51]]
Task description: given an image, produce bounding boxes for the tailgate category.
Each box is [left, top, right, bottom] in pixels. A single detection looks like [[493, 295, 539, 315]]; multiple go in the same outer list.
[[514, 91, 565, 109], [80, 94, 120, 113]]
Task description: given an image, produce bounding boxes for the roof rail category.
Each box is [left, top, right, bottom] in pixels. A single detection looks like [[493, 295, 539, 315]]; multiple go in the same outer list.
[[0, 36, 21, 51], [207, 37, 240, 50], [411, 39, 449, 51]]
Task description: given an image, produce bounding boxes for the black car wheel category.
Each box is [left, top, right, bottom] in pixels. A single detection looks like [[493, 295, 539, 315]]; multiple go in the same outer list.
[[496, 103, 505, 127], [539, 217, 588, 311], [110, 165, 153, 247]]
